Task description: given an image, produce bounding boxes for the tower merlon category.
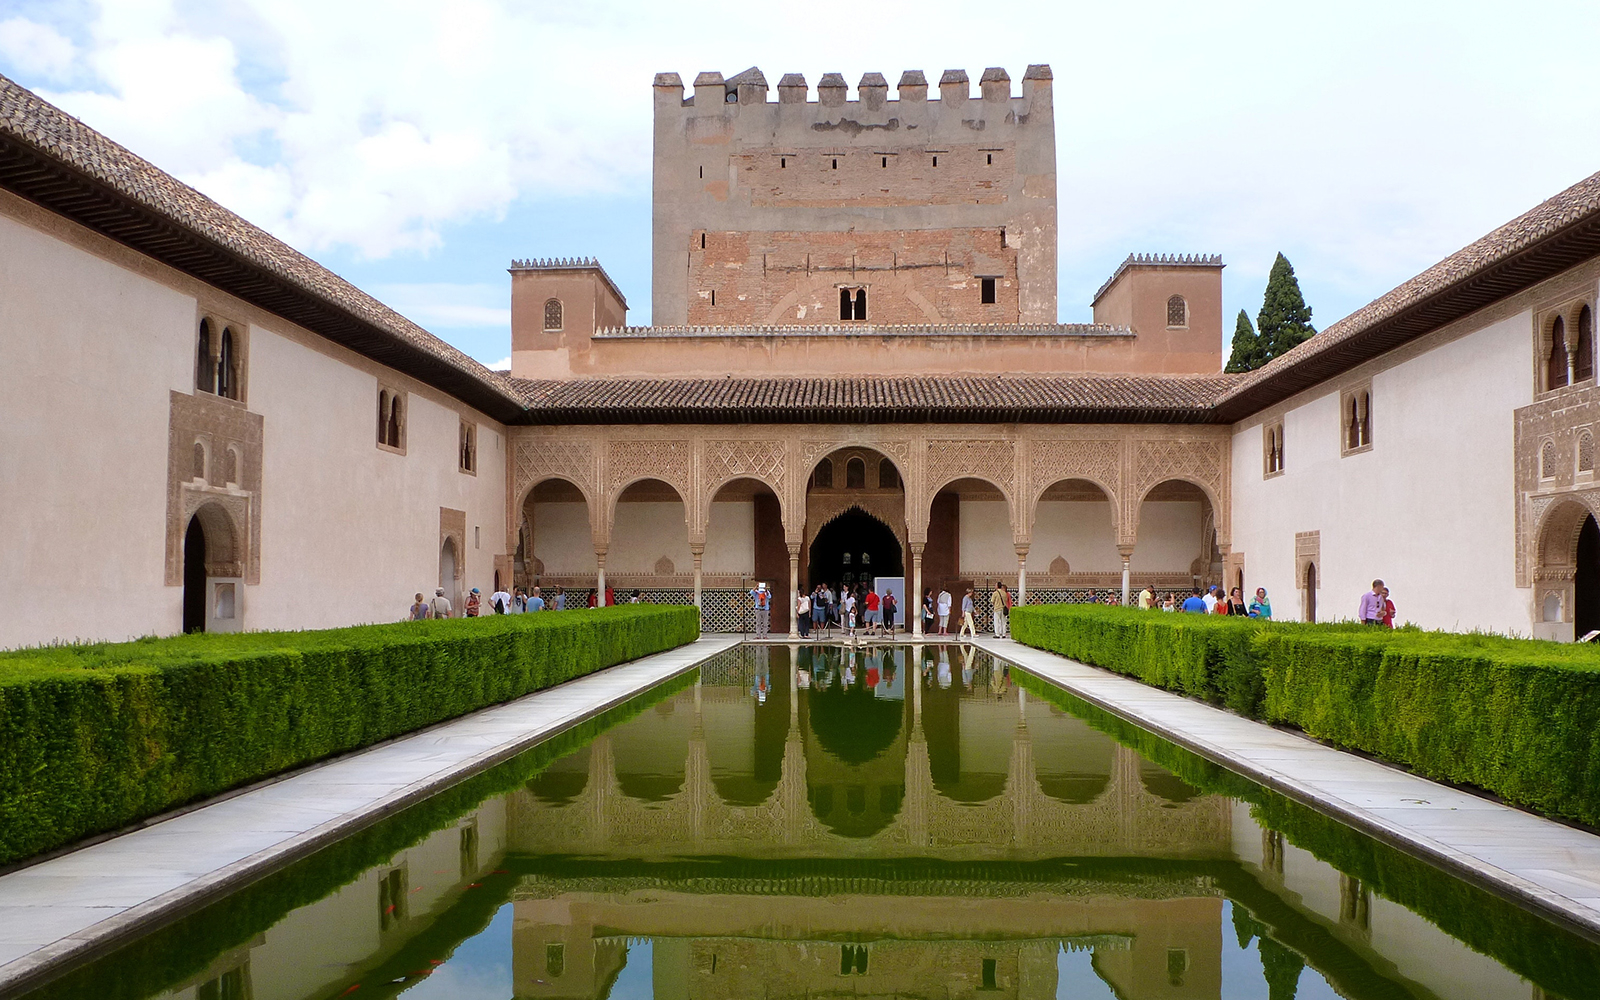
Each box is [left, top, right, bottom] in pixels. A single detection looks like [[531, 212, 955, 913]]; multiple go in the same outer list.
[[818, 72, 848, 107], [693, 71, 724, 109], [898, 70, 929, 102], [778, 72, 807, 104], [979, 67, 1011, 101], [728, 66, 767, 105], [858, 72, 889, 110], [939, 69, 970, 104]]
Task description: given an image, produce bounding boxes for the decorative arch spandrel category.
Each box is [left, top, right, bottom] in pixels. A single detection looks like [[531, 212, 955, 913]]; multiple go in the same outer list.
[[1126, 438, 1230, 549], [700, 438, 790, 539], [1027, 438, 1123, 540], [606, 439, 692, 538], [511, 437, 602, 545], [924, 438, 1021, 540]]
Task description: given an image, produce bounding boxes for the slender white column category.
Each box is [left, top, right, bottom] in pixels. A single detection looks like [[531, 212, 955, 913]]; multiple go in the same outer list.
[[788, 545, 801, 639], [691, 544, 704, 607], [1015, 545, 1028, 605], [1121, 556, 1132, 607], [911, 543, 925, 637], [595, 549, 607, 606]]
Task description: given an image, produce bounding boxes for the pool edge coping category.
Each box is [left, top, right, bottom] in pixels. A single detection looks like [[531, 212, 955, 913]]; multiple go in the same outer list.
[[975, 636, 1600, 947], [0, 633, 741, 999]]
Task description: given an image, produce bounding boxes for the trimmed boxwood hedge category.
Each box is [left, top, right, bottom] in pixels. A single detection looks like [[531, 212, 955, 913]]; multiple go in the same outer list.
[[0, 605, 699, 865], [1008, 604, 1600, 827]]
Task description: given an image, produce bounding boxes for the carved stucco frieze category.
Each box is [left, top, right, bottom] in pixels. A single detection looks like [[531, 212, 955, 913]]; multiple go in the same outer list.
[[165, 390, 263, 586], [511, 437, 600, 545], [1027, 438, 1122, 536], [1128, 438, 1228, 548], [700, 438, 787, 536]]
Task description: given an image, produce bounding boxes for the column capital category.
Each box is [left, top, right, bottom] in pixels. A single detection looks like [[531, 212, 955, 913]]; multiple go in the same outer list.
[[910, 541, 926, 556], [1117, 544, 1135, 560], [690, 541, 705, 555], [1013, 543, 1030, 559], [787, 542, 801, 558]]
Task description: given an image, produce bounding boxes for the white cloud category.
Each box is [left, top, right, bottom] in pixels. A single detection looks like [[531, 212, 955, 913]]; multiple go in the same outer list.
[[485, 356, 511, 371], [0, 18, 76, 80]]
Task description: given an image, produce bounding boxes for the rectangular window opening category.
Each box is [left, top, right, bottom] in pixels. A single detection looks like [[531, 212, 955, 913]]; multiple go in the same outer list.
[[698, 165, 703, 178], [711, 289, 716, 306], [881, 156, 887, 167], [981, 277, 997, 304], [474, 526, 480, 549], [832, 158, 838, 169], [932, 155, 938, 167], [700, 232, 706, 249], [986, 153, 993, 165], [780, 157, 786, 168], [981, 958, 997, 989]]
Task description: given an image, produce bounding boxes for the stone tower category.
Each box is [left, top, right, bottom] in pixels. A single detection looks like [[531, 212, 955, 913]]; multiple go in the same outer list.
[[651, 65, 1057, 327]]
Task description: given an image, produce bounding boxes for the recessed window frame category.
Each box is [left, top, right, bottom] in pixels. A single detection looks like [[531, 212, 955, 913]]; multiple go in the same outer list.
[[1166, 294, 1188, 329], [1579, 429, 1596, 478], [459, 419, 478, 475], [980, 276, 998, 305], [1540, 438, 1559, 482], [1262, 420, 1285, 478], [377, 382, 408, 455], [195, 311, 249, 404], [542, 298, 563, 332], [1340, 382, 1373, 457]]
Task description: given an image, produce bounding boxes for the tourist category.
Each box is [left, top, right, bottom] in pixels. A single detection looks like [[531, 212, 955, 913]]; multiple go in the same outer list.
[[750, 581, 772, 636], [527, 586, 546, 612], [937, 588, 952, 634], [1213, 588, 1232, 614], [1249, 587, 1272, 619], [630, 589, 642, 603], [864, 588, 881, 634], [511, 586, 526, 613], [1181, 588, 1207, 613], [883, 589, 898, 635], [553, 586, 566, 611], [1358, 579, 1385, 625], [1381, 586, 1396, 628], [812, 585, 827, 636], [429, 587, 452, 619], [1162, 593, 1178, 612], [842, 589, 857, 637], [993, 582, 1010, 638], [409, 593, 430, 620], [796, 589, 811, 637], [1138, 585, 1154, 610], [464, 588, 481, 617], [490, 584, 512, 615], [1223, 586, 1245, 615], [1201, 586, 1218, 614], [958, 587, 976, 640], [923, 589, 935, 635]]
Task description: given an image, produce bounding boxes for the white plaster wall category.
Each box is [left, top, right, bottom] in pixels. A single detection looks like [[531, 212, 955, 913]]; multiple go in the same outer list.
[[961, 499, 1201, 574], [1228, 314, 1533, 631], [0, 213, 189, 647], [705, 500, 755, 575], [532, 502, 598, 574], [0, 208, 510, 645], [247, 326, 508, 631], [608, 500, 691, 573]]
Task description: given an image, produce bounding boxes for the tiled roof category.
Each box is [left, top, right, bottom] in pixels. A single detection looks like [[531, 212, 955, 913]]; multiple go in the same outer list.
[[509, 374, 1239, 424], [593, 322, 1132, 340], [1218, 169, 1600, 420], [0, 73, 525, 422]]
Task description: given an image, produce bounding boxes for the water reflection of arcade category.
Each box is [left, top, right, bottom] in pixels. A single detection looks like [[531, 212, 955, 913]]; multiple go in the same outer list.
[[511, 645, 1230, 859]]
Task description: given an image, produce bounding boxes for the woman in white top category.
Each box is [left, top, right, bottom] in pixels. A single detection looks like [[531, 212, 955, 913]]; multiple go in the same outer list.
[[936, 590, 953, 635]]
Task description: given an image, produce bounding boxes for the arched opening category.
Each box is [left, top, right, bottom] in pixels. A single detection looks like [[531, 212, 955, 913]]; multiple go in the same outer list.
[[1166, 294, 1187, 327], [926, 477, 1012, 607], [1577, 515, 1600, 637], [922, 647, 1010, 804], [878, 458, 899, 489], [809, 509, 903, 591], [195, 319, 214, 394], [526, 744, 591, 806], [519, 477, 596, 600], [1140, 759, 1201, 805], [183, 516, 207, 633], [217, 327, 236, 400], [440, 536, 460, 611], [1549, 316, 1570, 390], [610, 479, 691, 600], [1579, 306, 1595, 382], [801, 647, 907, 837], [845, 457, 866, 489], [1305, 562, 1318, 623], [1030, 478, 1118, 600], [612, 699, 692, 802], [543, 298, 563, 332], [1133, 480, 1219, 598], [704, 476, 786, 630]]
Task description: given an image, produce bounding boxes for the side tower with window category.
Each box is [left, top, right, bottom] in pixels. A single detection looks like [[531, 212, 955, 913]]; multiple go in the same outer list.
[[508, 258, 629, 379], [1090, 254, 1226, 374]]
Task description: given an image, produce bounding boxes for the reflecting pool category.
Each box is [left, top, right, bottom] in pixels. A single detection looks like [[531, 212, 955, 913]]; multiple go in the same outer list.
[[22, 645, 1600, 1000]]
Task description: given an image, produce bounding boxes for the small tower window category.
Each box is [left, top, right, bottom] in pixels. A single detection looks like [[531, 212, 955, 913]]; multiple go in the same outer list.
[[781, 157, 786, 168], [1264, 421, 1285, 476], [832, 158, 838, 169], [854, 288, 867, 320], [1342, 388, 1372, 454], [1167, 295, 1188, 328], [459, 421, 477, 474], [543, 298, 563, 332], [986, 153, 993, 165], [217, 327, 236, 399], [981, 277, 997, 304], [379, 388, 405, 451], [1549, 316, 1569, 389], [195, 319, 214, 394], [881, 156, 887, 168], [192, 441, 207, 481], [846, 458, 866, 489], [700, 232, 706, 249], [932, 155, 938, 167], [838, 287, 867, 321], [1579, 305, 1594, 381]]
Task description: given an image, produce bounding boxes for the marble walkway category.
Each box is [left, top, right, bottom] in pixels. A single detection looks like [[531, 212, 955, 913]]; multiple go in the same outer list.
[[0, 634, 739, 996], [976, 636, 1600, 942]]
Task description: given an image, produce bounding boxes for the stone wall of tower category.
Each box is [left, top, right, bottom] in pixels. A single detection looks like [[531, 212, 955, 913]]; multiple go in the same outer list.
[[651, 66, 1057, 326]]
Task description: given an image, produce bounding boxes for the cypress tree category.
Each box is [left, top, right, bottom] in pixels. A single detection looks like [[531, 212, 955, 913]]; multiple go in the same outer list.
[[1257, 252, 1316, 360], [1225, 309, 1263, 373]]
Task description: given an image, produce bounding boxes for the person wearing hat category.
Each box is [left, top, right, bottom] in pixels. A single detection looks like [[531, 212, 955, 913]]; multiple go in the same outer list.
[[429, 587, 452, 619], [464, 588, 481, 617], [749, 581, 772, 636]]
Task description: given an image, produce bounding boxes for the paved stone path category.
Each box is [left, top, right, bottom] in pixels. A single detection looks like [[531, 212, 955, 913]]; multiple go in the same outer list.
[[977, 636, 1600, 942], [0, 635, 739, 996]]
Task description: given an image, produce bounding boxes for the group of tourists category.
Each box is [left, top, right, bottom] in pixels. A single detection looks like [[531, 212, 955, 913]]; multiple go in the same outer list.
[[1358, 579, 1397, 627], [407, 584, 577, 620], [788, 582, 901, 639], [1147, 584, 1273, 617]]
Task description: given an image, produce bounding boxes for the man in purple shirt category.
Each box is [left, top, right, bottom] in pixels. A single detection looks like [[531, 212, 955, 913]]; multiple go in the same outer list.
[[1358, 580, 1385, 624]]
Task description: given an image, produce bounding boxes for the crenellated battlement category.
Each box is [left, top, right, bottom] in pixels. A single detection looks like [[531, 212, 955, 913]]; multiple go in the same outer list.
[[654, 64, 1051, 109], [1094, 254, 1225, 305], [510, 257, 601, 270]]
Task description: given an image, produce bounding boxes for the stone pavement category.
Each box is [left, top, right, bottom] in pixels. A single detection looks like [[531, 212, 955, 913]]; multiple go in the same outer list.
[[0, 634, 739, 997], [976, 636, 1600, 942]]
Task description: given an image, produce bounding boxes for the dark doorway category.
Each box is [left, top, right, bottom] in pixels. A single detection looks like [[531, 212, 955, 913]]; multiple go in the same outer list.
[[1577, 515, 1600, 637], [183, 516, 207, 633], [809, 509, 903, 590], [1304, 563, 1317, 624]]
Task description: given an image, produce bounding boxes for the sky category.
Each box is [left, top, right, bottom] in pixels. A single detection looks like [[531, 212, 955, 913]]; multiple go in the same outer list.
[[3, 0, 1599, 368]]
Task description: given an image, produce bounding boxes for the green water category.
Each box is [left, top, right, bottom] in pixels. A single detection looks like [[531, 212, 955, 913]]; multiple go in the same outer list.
[[22, 644, 1600, 1000]]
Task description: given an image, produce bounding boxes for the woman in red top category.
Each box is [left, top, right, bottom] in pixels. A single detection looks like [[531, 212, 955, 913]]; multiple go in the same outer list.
[[1381, 587, 1396, 628]]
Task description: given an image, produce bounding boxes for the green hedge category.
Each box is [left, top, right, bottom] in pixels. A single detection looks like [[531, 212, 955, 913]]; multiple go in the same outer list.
[[1008, 604, 1600, 826], [0, 606, 699, 865]]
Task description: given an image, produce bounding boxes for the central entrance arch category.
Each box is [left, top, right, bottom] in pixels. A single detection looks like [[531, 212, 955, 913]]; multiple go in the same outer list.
[[809, 509, 904, 590], [183, 517, 207, 633]]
